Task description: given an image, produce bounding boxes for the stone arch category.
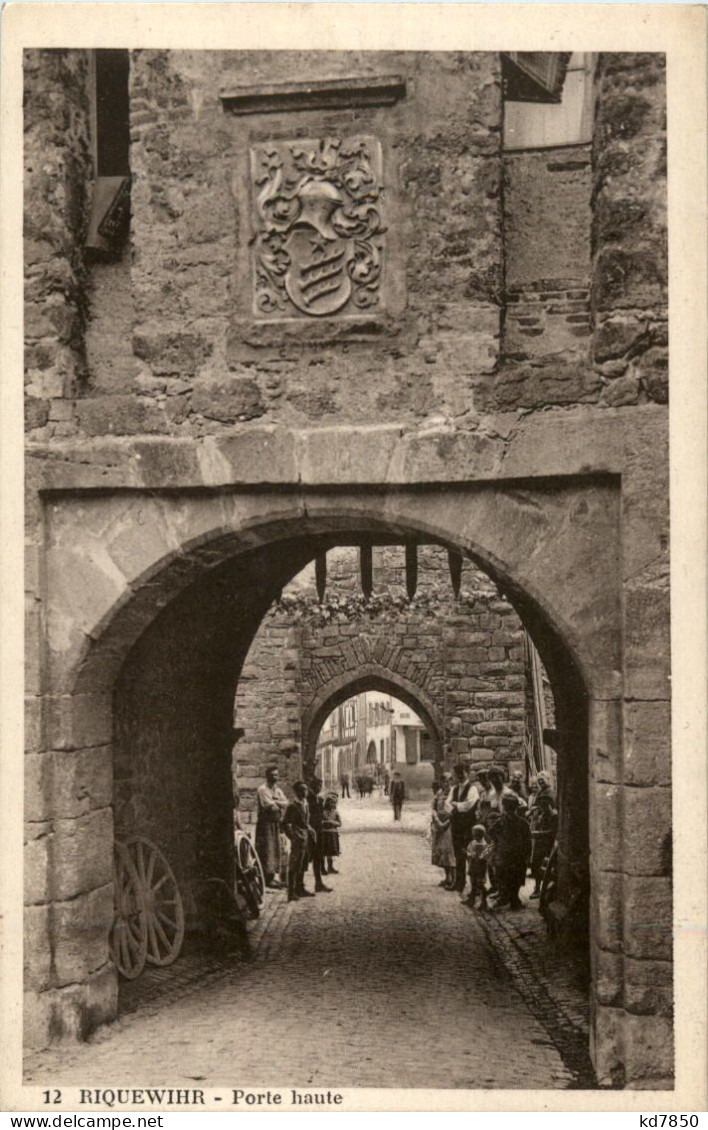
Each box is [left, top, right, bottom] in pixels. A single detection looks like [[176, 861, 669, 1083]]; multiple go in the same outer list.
[[36, 481, 616, 1057], [60, 482, 619, 707], [301, 663, 445, 775]]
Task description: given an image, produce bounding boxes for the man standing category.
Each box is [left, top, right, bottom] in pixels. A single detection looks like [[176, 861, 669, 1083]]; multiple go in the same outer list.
[[489, 793, 532, 910], [389, 770, 405, 821], [255, 766, 288, 888], [306, 776, 333, 893], [282, 781, 316, 901], [446, 763, 480, 892], [340, 769, 351, 799]]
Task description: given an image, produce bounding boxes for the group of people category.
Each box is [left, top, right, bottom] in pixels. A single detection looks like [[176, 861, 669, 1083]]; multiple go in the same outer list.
[[254, 767, 343, 903], [430, 764, 557, 911], [340, 764, 392, 800]]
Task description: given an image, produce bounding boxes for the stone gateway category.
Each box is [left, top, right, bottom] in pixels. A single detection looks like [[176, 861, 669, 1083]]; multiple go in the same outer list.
[[24, 48, 670, 1089]]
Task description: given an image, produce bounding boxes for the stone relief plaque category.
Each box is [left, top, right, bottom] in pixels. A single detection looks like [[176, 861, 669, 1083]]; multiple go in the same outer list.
[[250, 135, 385, 319]]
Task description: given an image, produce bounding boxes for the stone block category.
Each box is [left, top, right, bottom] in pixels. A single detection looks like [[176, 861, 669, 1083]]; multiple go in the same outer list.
[[624, 701, 671, 786], [589, 781, 623, 873], [624, 1013, 674, 1085], [472, 720, 516, 736], [190, 377, 264, 424], [46, 694, 112, 752], [47, 747, 112, 819], [25, 696, 43, 753], [591, 943, 623, 1007], [468, 747, 491, 762], [623, 584, 671, 701], [46, 544, 127, 673], [601, 374, 641, 408], [25, 600, 43, 696], [51, 808, 113, 901], [591, 1003, 626, 1086], [589, 697, 623, 784], [592, 867, 624, 953], [25, 753, 48, 822], [623, 785, 671, 876], [85, 963, 119, 1034], [623, 875, 672, 961], [299, 425, 404, 486], [24, 989, 54, 1052], [133, 330, 212, 375], [53, 884, 113, 986], [75, 395, 169, 437], [594, 314, 650, 363], [130, 439, 202, 488], [25, 396, 50, 431], [48, 981, 88, 1042], [624, 956, 673, 1017], [24, 903, 52, 991], [24, 829, 52, 904], [483, 361, 602, 412], [593, 244, 667, 314], [473, 692, 517, 708]]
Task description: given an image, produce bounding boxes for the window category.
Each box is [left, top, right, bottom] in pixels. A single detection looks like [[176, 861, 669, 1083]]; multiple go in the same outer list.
[[504, 53, 596, 151], [87, 49, 131, 255], [93, 50, 130, 176]]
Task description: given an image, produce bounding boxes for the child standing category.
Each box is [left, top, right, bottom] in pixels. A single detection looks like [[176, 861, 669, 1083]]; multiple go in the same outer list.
[[320, 793, 342, 875], [463, 824, 490, 908]]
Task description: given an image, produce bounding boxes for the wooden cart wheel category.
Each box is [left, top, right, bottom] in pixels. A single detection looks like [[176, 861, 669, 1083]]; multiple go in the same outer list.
[[110, 842, 148, 980], [124, 837, 185, 967], [235, 831, 265, 919]]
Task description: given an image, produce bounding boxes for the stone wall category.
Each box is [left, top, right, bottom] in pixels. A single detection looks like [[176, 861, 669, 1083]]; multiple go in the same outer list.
[[24, 49, 92, 439], [588, 52, 672, 1088], [503, 146, 592, 365], [25, 50, 503, 440], [591, 53, 668, 408], [23, 48, 672, 1088], [234, 546, 530, 821]]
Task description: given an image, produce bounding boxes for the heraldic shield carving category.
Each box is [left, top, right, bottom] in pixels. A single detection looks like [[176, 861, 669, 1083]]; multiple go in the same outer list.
[[250, 136, 385, 318]]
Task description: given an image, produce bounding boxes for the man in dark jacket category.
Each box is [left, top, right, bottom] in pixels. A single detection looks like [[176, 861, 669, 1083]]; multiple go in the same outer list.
[[490, 793, 532, 910], [389, 771, 405, 821], [446, 763, 480, 892], [282, 781, 316, 902], [306, 776, 333, 893]]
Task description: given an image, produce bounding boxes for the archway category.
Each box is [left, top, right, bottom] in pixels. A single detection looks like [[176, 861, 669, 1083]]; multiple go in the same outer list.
[[302, 667, 445, 778], [38, 481, 617, 1063]]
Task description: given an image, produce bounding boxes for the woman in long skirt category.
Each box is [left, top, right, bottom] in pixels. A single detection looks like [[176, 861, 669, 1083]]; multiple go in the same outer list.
[[320, 794, 342, 874], [431, 774, 456, 888]]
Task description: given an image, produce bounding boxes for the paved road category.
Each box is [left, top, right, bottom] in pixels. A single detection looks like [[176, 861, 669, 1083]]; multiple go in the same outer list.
[[26, 797, 582, 1090]]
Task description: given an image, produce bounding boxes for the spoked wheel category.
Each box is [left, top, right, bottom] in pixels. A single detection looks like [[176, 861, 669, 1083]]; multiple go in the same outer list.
[[124, 837, 185, 966], [234, 831, 265, 920], [110, 842, 148, 979]]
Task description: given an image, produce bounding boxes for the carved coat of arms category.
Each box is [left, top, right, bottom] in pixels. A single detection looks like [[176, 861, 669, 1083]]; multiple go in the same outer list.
[[250, 136, 385, 319]]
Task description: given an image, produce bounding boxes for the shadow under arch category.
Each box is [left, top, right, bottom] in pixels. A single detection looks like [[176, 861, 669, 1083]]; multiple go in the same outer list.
[[301, 664, 445, 777]]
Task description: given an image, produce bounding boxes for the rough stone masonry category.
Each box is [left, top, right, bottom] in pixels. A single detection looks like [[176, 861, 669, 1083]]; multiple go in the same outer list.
[[232, 544, 533, 811], [24, 49, 670, 1087]]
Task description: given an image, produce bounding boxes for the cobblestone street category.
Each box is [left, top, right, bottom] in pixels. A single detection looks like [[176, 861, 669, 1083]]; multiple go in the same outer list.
[[26, 798, 594, 1090]]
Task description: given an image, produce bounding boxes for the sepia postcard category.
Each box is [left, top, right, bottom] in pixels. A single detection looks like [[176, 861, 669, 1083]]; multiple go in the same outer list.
[[1, 2, 706, 1114]]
